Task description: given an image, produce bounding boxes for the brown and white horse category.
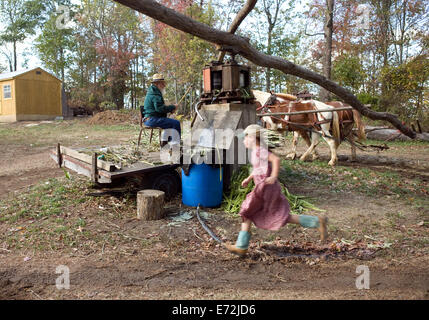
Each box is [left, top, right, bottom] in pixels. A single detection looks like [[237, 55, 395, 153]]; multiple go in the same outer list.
[[252, 91, 366, 166]]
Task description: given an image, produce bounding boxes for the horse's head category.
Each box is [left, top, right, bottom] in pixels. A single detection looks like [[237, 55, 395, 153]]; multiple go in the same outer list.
[[252, 90, 279, 109]]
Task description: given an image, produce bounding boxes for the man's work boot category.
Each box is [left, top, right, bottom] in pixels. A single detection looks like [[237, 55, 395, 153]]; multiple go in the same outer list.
[[318, 215, 328, 243]]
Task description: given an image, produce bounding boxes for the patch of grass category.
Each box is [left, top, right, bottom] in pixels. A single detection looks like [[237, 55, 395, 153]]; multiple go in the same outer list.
[[75, 218, 87, 228], [366, 139, 429, 148], [0, 177, 89, 223], [0, 172, 143, 253], [0, 120, 138, 147], [281, 159, 427, 202], [265, 234, 277, 242]]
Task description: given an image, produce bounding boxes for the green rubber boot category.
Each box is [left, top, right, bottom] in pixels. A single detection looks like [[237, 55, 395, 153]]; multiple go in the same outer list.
[[299, 215, 328, 243], [224, 231, 251, 257]]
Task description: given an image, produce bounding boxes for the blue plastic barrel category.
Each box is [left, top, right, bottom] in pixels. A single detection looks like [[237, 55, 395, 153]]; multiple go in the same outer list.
[[182, 164, 223, 208]]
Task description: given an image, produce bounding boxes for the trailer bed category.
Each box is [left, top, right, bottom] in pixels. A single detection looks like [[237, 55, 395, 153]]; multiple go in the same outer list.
[[50, 144, 180, 184]]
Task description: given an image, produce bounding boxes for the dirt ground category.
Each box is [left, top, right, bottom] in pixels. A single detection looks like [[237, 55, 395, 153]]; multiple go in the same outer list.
[[0, 145, 62, 200], [0, 120, 428, 300]]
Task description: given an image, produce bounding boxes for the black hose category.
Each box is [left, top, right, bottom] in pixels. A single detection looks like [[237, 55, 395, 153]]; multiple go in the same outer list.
[[196, 205, 223, 244]]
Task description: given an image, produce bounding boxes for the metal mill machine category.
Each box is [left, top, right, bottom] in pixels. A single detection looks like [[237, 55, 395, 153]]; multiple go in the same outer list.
[[189, 55, 257, 190]]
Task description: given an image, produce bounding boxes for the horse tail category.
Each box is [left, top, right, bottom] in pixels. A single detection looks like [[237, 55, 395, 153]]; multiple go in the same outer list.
[[332, 110, 341, 148], [353, 109, 366, 141]]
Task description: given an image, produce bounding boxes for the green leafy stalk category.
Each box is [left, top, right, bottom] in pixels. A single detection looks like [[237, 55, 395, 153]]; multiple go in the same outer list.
[[221, 165, 323, 216]]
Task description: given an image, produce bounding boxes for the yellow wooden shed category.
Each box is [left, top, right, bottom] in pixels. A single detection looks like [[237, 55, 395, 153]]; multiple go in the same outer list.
[[0, 67, 63, 122]]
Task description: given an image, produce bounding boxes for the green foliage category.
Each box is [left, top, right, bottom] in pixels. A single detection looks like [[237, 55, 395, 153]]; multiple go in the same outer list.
[[152, 2, 218, 105], [0, 0, 45, 70], [222, 166, 255, 215], [333, 54, 365, 92], [357, 92, 380, 109], [35, 11, 76, 82], [35, 2, 76, 82], [221, 165, 322, 216], [380, 54, 429, 119], [0, 0, 44, 42], [99, 101, 117, 111]]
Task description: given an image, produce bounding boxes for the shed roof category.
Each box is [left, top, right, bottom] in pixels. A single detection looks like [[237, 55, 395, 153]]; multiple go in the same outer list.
[[0, 67, 61, 82]]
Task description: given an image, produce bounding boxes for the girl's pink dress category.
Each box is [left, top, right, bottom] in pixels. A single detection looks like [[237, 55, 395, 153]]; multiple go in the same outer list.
[[239, 146, 290, 231]]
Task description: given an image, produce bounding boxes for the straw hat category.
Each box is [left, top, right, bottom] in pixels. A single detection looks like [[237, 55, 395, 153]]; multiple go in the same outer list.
[[151, 73, 165, 83], [237, 124, 266, 139]]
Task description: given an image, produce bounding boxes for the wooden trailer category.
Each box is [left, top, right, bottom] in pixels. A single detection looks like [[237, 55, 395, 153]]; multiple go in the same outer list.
[[50, 144, 182, 199]]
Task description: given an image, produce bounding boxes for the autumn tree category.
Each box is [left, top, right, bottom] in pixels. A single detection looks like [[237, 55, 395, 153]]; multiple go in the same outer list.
[[0, 0, 44, 71], [35, 1, 77, 82], [77, 0, 144, 109], [112, 0, 417, 137], [151, 0, 218, 114]]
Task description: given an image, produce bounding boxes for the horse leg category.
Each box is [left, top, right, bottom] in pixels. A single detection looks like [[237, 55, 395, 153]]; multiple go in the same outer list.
[[300, 132, 320, 162], [286, 131, 300, 160], [262, 116, 274, 130], [321, 123, 338, 166], [301, 131, 320, 160], [326, 139, 338, 166], [294, 130, 319, 160]]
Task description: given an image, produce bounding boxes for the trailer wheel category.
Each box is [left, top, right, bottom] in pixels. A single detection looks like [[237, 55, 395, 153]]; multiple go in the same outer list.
[[149, 170, 181, 201]]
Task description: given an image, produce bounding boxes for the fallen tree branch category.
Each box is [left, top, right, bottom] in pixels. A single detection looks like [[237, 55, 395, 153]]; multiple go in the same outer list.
[[217, 0, 258, 62], [113, 0, 416, 139]]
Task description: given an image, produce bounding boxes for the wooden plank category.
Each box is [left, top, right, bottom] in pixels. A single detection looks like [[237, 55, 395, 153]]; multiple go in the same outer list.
[[91, 153, 98, 183], [108, 163, 180, 180], [50, 151, 112, 183], [51, 148, 180, 183], [257, 107, 353, 117], [60, 146, 116, 172]]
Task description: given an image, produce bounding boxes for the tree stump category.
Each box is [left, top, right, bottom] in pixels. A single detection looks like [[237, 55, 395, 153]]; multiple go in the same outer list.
[[137, 190, 165, 221]]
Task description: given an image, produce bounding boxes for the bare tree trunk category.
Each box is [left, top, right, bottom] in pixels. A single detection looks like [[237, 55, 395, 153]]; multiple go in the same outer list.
[[130, 65, 133, 109], [320, 0, 334, 102], [174, 78, 178, 104], [60, 47, 65, 83], [112, 0, 416, 139], [379, 0, 392, 112], [13, 41, 17, 72], [141, 56, 147, 97]]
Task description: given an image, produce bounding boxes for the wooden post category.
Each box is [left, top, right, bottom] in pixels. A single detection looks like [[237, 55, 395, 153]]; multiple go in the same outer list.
[[137, 190, 165, 221], [57, 143, 62, 168], [92, 153, 98, 183]]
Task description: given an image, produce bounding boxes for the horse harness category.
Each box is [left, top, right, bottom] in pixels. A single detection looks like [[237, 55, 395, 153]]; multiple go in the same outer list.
[[259, 95, 386, 152], [260, 98, 354, 133], [261, 102, 331, 132]]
